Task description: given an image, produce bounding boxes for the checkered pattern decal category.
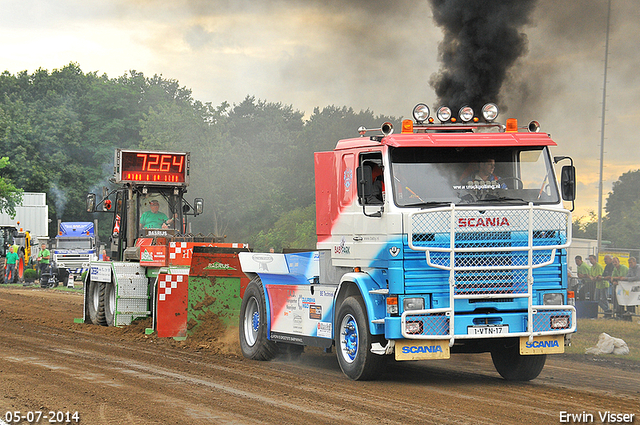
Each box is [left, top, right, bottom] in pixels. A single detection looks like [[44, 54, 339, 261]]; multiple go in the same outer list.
[[158, 274, 185, 301], [169, 242, 188, 260]]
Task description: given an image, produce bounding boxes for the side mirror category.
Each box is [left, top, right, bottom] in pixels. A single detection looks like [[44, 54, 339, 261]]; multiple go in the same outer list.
[[356, 166, 367, 204], [356, 165, 382, 218], [560, 165, 576, 202], [86, 193, 96, 213], [194, 198, 204, 216]]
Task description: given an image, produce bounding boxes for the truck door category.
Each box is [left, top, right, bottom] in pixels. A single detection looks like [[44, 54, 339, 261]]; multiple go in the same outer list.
[[351, 151, 395, 269], [325, 150, 394, 269]]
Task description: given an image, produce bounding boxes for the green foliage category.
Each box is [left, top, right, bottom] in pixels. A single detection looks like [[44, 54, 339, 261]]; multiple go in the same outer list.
[[0, 157, 23, 218], [252, 205, 317, 252], [23, 268, 38, 280], [572, 210, 598, 240], [602, 170, 640, 250], [572, 170, 640, 250], [0, 64, 209, 240], [0, 64, 397, 249], [605, 170, 640, 221]]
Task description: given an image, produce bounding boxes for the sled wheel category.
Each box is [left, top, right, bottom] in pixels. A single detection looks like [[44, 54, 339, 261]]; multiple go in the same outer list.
[[336, 296, 384, 381], [491, 339, 546, 381], [239, 277, 277, 361]]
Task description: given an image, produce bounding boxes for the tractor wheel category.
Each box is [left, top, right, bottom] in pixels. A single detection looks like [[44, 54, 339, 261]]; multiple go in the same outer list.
[[87, 277, 107, 326], [335, 296, 384, 381], [491, 339, 546, 381], [239, 277, 277, 361]]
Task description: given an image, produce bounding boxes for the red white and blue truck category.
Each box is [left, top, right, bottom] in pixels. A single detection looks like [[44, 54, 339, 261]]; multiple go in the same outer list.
[[238, 103, 577, 381]]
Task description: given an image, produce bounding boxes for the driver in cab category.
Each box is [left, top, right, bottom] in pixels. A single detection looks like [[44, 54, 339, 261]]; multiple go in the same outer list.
[[140, 200, 173, 229], [467, 158, 507, 189]]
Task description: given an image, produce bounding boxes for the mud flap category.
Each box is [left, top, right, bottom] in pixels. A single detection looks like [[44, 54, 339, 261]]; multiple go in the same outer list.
[[519, 335, 564, 355]]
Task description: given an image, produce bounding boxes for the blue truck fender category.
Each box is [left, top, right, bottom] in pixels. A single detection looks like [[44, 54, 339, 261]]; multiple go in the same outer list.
[[337, 272, 387, 336]]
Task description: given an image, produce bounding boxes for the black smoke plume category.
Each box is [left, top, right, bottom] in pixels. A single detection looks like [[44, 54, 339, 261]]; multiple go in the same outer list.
[[429, 0, 538, 114]]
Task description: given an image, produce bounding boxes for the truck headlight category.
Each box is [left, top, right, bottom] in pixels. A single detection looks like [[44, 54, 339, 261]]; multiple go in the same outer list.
[[550, 315, 570, 329], [543, 293, 564, 305], [403, 297, 425, 312], [405, 321, 423, 334]]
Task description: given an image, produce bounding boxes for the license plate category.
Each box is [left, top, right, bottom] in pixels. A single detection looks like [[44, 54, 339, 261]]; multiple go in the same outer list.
[[467, 325, 509, 335]]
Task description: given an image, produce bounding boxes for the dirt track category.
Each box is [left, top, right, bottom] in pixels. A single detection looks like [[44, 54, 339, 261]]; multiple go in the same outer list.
[[1, 286, 639, 425]]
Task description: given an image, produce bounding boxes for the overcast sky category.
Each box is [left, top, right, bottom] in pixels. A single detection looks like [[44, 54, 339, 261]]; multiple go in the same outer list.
[[1, 0, 638, 219]]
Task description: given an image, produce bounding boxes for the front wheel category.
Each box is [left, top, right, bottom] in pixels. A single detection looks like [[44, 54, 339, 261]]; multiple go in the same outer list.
[[239, 277, 277, 361], [491, 340, 546, 381], [336, 296, 384, 381]]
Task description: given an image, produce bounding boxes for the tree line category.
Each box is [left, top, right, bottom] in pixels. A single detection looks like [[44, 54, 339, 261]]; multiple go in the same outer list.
[[0, 63, 394, 250], [1, 63, 638, 252]]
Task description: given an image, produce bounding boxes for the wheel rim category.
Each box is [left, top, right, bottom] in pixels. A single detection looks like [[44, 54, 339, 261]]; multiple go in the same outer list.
[[243, 297, 260, 347], [340, 313, 358, 363], [107, 284, 116, 316], [91, 281, 100, 311]]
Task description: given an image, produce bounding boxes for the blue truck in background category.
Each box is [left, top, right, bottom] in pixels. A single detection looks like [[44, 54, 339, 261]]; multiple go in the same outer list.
[[53, 221, 99, 279]]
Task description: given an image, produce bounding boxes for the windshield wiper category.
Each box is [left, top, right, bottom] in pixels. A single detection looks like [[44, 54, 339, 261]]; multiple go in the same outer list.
[[402, 201, 451, 209], [418, 201, 452, 209], [475, 196, 528, 204]]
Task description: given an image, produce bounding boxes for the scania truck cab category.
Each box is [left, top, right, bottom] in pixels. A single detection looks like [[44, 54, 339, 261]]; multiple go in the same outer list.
[[239, 103, 577, 381]]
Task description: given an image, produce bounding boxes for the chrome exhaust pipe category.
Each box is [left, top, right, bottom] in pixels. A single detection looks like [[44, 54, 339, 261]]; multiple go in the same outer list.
[[358, 122, 394, 137], [528, 120, 541, 133], [381, 122, 394, 136]]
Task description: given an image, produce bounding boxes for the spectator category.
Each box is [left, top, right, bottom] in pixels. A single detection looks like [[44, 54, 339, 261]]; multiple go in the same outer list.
[[574, 255, 591, 300], [4, 245, 19, 283], [36, 243, 50, 277], [610, 257, 629, 318], [602, 254, 614, 306], [575, 256, 591, 279], [612, 256, 639, 316], [587, 254, 611, 316]]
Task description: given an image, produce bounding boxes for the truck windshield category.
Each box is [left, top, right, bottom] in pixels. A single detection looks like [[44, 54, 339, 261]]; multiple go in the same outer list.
[[390, 146, 560, 207]]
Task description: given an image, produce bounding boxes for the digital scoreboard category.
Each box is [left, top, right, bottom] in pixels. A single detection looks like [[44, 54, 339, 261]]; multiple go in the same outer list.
[[115, 149, 190, 185]]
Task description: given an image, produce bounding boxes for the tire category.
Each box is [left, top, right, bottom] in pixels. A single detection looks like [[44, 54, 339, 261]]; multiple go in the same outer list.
[[335, 296, 384, 381], [239, 277, 277, 361], [491, 339, 546, 381], [87, 277, 106, 326]]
